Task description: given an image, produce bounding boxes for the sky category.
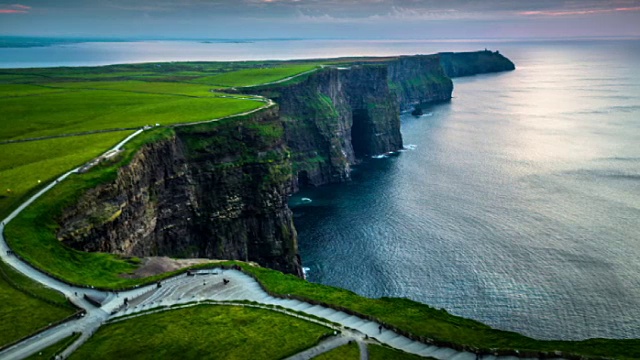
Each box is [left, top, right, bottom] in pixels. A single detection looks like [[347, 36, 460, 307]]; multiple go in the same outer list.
[[1, 0, 640, 40]]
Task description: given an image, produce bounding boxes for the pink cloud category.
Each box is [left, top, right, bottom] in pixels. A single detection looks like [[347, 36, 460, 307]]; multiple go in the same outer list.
[[0, 9, 26, 13], [0, 3, 30, 13], [519, 6, 640, 17], [11, 4, 31, 10]]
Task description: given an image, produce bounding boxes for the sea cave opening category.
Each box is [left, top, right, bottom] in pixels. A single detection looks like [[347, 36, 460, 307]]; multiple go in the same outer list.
[[297, 170, 310, 188], [351, 109, 371, 159]]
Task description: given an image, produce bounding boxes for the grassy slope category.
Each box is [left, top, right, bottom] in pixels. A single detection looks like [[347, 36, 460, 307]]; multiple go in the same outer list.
[[70, 305, 332, 360], [0, 90, 261, 141], [234, 262, 640, 360], [2, 128, 194, 289], [0, 63, 309, 290], [42, 80, 229, 97], [0, 62, 317, 348], [0, 84, 67, 97], [314, 342, 360, 360], [0, 131, 133, 219], [0, 260, 76, 347], [192, 65, 318, 87]]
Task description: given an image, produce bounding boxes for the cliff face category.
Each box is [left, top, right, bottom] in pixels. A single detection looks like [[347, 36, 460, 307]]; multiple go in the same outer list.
[[387, 55, 454, 108], [58, 107, 302, 276], [439, 50, 516, 78], [56, 52, 516, 276], [245, 65, 402, 190]]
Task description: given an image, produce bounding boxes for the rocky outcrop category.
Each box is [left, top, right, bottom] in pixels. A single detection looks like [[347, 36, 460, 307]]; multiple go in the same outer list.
[[386, 55, 453, 108], [439, 50, 516, 78], [58, 107, 302, 276]]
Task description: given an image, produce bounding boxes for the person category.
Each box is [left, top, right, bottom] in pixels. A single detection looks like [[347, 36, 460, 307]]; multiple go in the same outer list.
[[223, 278, 230, 285], [378, 325, 382, 334]]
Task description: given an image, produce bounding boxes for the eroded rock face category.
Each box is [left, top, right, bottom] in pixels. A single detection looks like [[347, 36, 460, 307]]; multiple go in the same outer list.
[[59, 107, 302, 276], [57, 52, 515, 276], [246, 65, 404, 191], [387, 55, 454, 107]]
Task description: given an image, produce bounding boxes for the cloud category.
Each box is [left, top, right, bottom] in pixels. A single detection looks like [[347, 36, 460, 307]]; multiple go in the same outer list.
[[11, 4, 31, 9], [0, 3, 30, 13], [519, 4, 640, 17]]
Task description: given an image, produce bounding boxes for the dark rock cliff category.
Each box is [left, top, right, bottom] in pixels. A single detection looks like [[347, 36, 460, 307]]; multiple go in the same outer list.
[[58, 107, 302, 276], [386, 55, 454, 108], [439, 50, 516, 78], [57, 52, 515, 276], [244, 65, 402, 190]]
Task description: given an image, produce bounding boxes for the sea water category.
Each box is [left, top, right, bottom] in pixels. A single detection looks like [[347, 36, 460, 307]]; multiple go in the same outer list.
[[292, 40, 640, 340]]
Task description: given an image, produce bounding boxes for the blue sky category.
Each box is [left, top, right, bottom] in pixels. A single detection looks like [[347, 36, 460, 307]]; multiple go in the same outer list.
[[1, 0, 639, 39]]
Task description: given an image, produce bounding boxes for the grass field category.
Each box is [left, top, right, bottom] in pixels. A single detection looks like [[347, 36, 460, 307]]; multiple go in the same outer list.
[[0, 131, 133, 219], [0, 84, 67, 97], [314, 342, 360, 360], [0, 90, 262, 141], [70, 305, 332, 360], [369, 344, 431, 360], [42, 81, 229, 97], [192, 65, 318, 87], [0, 260, 76, 347]]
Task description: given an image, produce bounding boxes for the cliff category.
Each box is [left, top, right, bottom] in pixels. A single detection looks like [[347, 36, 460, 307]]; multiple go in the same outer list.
[[58, 107, 302, 276], [55, 52, 515, 277], [243, 65, 402, 190], [386, 55, 453, 108], [439, 50, 516, 78]]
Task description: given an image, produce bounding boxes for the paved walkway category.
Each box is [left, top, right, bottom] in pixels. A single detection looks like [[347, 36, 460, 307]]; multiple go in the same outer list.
[[112, 269, 546, 360], [284, 336, 350, 360], [357, 340, 369, 360]]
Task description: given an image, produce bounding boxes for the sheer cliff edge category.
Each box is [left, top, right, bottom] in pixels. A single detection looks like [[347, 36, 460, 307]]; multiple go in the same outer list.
[[57, 51, 515, 276]]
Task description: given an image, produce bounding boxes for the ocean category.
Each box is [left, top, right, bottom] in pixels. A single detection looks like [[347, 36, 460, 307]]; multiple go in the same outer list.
[[2, 38, 639, 341], [291, 40, 640, 340]]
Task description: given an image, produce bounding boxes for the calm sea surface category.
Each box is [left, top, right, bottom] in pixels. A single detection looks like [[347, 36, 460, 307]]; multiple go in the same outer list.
[[2, 39, 639, 340], [292, 40, 640, 340]]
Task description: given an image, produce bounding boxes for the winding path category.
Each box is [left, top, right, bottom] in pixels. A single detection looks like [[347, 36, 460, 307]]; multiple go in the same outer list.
[[0, 67, 554, 360]]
